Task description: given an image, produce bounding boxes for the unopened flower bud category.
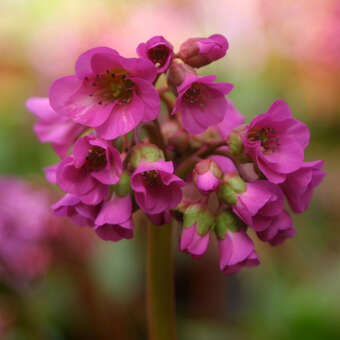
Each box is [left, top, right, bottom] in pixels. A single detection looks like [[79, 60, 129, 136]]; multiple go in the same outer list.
[[113, 171, 131, 197], [178, 34, 228, 68], [166, 60, 196, 91], [182, 203, 214, 236], [218, 173, 246, 205], [193, 159, 222, 194], [129, 143, 165, 169]]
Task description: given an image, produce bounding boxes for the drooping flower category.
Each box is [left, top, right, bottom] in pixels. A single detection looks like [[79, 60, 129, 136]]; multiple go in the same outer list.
[[179, 204, 214, 257], [137, 36, 174, 74], [26, 97, 84, 158], [94, 195, 133, 242], [172, 74, 233, 134], [49, 47, 160, 140], [147, 210, 171, 226], [281, 160, 325, 213], [131, 160, 184, 214], [192, 159, 223, 194], [215, 212, 259, 275], [53, 194, 99, 227], [244, 100, 310, 184], [56, 135, 122, 205], [257, 210, 296, 246], [178, 34, 229, 68]]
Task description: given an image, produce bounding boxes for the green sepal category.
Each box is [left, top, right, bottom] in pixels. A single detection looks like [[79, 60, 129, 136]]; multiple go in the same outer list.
[[130, 144, 165, 169], [215, 211, 240, 239], [113, 171, 131, 197], [228, 176, 246, 193], [228, 131, 244, 155], [183, 204, 214, 236], [218, 183, 238, 205]]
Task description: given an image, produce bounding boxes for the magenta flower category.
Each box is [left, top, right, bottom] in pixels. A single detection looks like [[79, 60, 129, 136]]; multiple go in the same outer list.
[[178, 34, 229, 68], [219, 229, 259, 275], [137, 36, 174, 74], [257, 210, 296, 246], [244, 100, 310, 184], [94, 195, 133, 242], [180, 223, 210, 257], [53, 194, 99, 227], [56, 135, 122, 205], [26, 97, 84, 158], [172, 74, 233, 134], [148, 210, 171, 226], [193, 159, 223, 194], [49, 47, 160, 140], [131, 160, 184, 214], [281, 160, 325, 213], [217, 99, 245, 140], [232, 180, 285, 232]]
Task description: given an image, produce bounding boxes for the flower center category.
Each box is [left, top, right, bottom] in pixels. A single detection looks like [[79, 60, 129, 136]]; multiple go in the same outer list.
[[183, 83, 202, 104], [84, 146, 107, 171], [147, 45, 170, 67], [142, 170, 162, 187], [85, 67, 135, 105], [248, 127, 280, 152]]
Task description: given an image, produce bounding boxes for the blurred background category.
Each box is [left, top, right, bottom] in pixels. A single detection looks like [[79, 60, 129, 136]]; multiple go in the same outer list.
[[0, 0, 339, 339]]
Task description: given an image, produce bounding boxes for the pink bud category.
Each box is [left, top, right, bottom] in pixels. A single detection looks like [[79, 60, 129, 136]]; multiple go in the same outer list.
[[178, 34, 229, 68], [193, 159, 223, 194], [166, 60, 196, 91]]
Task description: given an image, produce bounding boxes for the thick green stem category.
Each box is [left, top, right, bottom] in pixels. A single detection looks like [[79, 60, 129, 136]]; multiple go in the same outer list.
[[146, 222, 177, 340]]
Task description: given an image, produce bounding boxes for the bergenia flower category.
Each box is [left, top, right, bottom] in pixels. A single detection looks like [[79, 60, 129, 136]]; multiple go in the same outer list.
[[131, 160, 184, 214], [232, 180, 285, 232], [257, 210, 296, 246], [53, 194, 99, 227], [281, 160, 325, 213], [56, 135, 122, 205], [26, 97, 84, 158], [172, 74, 233, 134], [180, 223, 210, 257], [193, 159, 223, 194], [178, 34, 229, 68], [49, 47, 160, 140], [94, 195, 133, 242], [218, 230, 260, 274], [244, 100, 310, 184], [137, 36, 174, 74]]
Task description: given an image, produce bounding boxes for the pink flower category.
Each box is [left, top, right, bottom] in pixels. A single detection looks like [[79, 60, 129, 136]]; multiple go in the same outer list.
[[94, 195, 133, 242], [178, 34, 229, 68], [56, 135, 122, 205], [219, 229, 259, 275], [232, 180, 285, 232], [26, 97, 84, 158], [172, 74, 233, 134], [193, 159, 223, 194], [49, 47, 160, 140], [217, 99, 245, 140], [137, 36, 174, 74], [244, 100, 310, 184], [53, 194, 99, 226], [257, 210, 296, 246], [131, 160, 184, 214], [148, 210, 171, 226], [281, 160, 325, 213], [180, 223, 210, 257]]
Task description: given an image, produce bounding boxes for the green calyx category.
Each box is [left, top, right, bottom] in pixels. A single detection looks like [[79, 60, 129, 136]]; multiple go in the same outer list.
[[218, 174, 246, 205], [113, 171, 131, 197], [183, 204, 214, 236], [228, 131, 244, 156], [130, 143, 165, 169], [215, 211, 241, 239]]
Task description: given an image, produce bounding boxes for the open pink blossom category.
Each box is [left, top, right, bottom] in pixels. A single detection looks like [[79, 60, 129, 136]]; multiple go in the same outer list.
[[217, 99, 245, 140], [26, 97, 84, 158], [94, 195, 133, 242], [244, 100, 310, 184], [180, 223, 210, 257], [56, 135, 122, 205], [178, 34, 229, 68], [257, 210, 296, 246], [233, 180, 285, 232], [137, 36, 174, 74], [49, 47, 160, 140], [131, 160, 184, 214], [281, 160, 325, 213], [53, 194, 99, 227], [172, 74, 233, 134], [219, 229, 259, 275]]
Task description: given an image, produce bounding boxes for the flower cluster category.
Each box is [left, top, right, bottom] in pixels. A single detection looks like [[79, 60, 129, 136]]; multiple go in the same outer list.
[[27, 34, 325, 275]]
